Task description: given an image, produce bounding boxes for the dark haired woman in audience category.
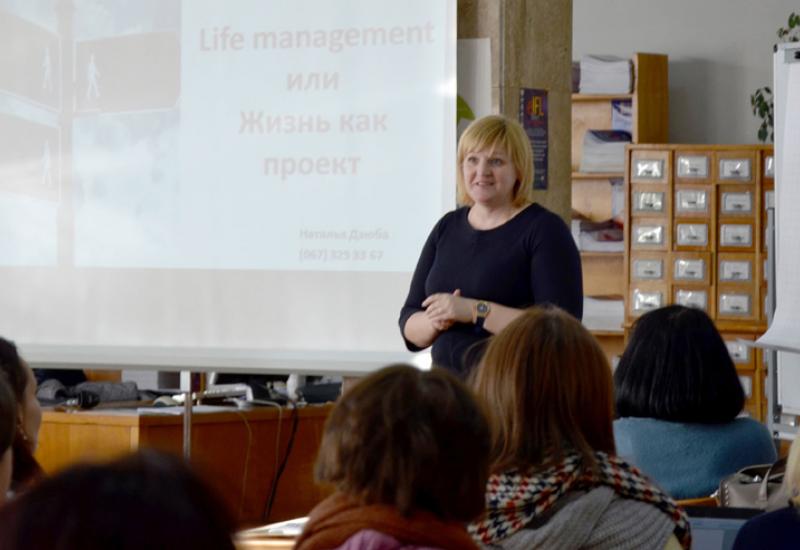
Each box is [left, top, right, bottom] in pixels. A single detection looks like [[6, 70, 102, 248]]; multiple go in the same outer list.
[[399, 114, 582, 376], [296, 364, 490, 550], [0, 337, 43, 494], [733, 435, 800, 550], [0, 450, 235, 549], [0, 376, 17, 504], [614, 305, 776, 499], [469, 307, 690, 549]]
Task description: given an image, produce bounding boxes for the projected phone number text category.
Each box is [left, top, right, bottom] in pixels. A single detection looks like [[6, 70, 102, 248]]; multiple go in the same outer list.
[[299, 248, 384, 263]]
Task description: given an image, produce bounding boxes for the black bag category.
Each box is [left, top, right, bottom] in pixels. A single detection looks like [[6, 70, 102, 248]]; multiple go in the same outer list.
[[718, 458, 788, 511]]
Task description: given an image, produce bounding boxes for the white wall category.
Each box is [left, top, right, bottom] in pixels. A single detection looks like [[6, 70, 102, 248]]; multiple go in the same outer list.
[[574, 0, 796, 144]]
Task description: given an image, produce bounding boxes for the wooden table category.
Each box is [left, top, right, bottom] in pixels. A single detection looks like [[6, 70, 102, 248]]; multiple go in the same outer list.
[[36, 404, 334, 527]]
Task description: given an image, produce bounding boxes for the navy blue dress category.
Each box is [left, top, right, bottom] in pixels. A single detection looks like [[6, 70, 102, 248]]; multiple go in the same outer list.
[[399, 203, 583, 376]]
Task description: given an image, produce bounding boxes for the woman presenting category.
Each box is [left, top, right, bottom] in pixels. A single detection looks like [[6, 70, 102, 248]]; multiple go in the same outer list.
[[399, 115, 582, 376]]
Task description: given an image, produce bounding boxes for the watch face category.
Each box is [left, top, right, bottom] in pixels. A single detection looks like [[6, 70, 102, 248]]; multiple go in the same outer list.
[[476, 302, 490, 316]]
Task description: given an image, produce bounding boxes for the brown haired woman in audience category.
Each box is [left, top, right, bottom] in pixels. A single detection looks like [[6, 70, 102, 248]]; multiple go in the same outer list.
[[296, 364, 491, 550], [0, 337, 43, 494], [469, 307, 691, 550]]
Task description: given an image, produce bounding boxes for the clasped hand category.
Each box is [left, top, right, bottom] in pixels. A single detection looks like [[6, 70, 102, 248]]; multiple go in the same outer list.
[[422, 289, 473, 331]]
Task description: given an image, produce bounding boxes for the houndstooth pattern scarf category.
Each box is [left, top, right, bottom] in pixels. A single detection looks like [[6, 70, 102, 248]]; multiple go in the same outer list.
[[468, 451, 691, 549]]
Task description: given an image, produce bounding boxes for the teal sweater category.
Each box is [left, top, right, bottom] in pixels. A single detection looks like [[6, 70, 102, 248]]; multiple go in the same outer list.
[[614, 417, 777, 499]]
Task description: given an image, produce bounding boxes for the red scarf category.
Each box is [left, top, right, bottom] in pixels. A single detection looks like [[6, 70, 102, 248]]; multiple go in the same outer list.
[[295, 492, 479, 550]]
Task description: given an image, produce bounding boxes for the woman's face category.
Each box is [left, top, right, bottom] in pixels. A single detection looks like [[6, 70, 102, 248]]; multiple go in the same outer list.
[[19, 362, 42, 450], [462, 146, 519, 209]]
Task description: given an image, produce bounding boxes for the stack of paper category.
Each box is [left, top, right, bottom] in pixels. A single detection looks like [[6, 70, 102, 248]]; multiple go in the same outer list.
[[578, 55, 632, 94], [582, 297, 624, 332], [579, 130, 631, 173], [570, 219, 624, 253], [611, 100, 633, 133]]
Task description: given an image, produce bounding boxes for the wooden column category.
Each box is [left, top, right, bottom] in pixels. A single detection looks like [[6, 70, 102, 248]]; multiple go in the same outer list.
[[458, 0, 572, 221]]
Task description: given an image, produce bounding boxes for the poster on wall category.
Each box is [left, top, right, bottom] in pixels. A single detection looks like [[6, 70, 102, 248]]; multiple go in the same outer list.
[[519, 88, 548, 190], [456, 38, 491, 137]]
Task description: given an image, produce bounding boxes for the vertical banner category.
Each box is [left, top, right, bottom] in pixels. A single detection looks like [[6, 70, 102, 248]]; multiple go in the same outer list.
[[519, 88, 548, 190]]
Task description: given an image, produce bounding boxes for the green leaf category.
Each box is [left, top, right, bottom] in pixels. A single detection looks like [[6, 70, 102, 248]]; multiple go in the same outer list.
[[758, 126, 767, 143], [456, 95, 476, 125]]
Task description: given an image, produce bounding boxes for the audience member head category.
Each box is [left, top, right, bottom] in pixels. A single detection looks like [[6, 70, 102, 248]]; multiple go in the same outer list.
[[0, 450, 235, 550], [0, 336, 42, 491], [471, 306, 614, 473], [456, 115, 533, 207], [0, 375, 17, 503], [315, 364, 490, 521], [615, 305, 745, 423]]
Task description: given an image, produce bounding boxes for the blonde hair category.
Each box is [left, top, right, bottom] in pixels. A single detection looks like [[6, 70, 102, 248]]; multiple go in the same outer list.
[[456, 115, 534, 207], [470, 307, 615, 474], [787, 436, 800, 506]]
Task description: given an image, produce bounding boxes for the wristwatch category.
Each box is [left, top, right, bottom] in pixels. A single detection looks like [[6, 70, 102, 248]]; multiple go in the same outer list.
[[474, 301, 491, 330]]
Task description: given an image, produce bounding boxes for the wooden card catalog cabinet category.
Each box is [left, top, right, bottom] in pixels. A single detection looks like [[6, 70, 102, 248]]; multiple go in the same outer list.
[[723, 333, 762, 418], [718, 254, 754, 284], [674, 286, 711, 313], [631, 187, 667, 215], [715, 151, 756, 184], [631, 150, 670, 185], [675, 151, 712, 183], [717, 288, 757, 321], [719, 222, 754, 251], [632, 220, 669, 250], [676, 153, 711, 183], [675, 222, 710, 250], [673, 252, 711, 285], [719, 188, 755, 217], [628, 284, 666, 318], [761, 155, 775, 253], [725, 338, 754, 369], [625, 145, 772, 419], [674, 187, 711, 217], [763, 155, 775, 180], [630, 253, 666, 282]]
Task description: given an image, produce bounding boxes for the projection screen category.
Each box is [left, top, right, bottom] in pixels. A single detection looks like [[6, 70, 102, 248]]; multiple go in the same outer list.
[[0, 0, 457, 374]]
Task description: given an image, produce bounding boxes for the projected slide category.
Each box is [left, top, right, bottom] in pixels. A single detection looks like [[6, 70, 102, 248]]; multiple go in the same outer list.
[[1, 0, 451, 272], [0, 0, 454, 365]]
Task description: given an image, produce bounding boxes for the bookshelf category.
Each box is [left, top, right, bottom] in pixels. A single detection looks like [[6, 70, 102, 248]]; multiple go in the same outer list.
[[623, 144, 774, 420], [571, 53, 669, 357]]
